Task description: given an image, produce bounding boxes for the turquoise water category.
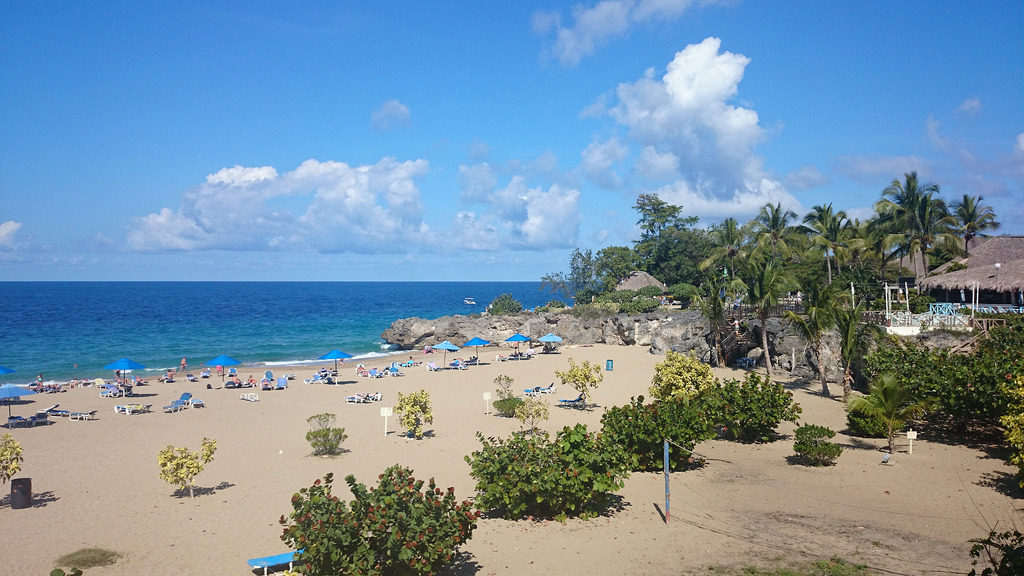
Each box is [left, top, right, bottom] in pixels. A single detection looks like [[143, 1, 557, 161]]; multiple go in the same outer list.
[[0, 282, 547, 383]]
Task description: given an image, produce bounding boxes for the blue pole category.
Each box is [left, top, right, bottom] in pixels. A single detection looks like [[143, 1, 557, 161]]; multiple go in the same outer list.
[[664, 439, 670, 523]]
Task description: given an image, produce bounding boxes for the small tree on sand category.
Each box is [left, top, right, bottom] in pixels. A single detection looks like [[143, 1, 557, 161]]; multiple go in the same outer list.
[[305, 413, 348, 456], [157, 437, 217, 498], [848, 373, 927, 455], [514, 397, 550, 434], [648, 350, 715, 401], [396, 389, 434, 439], [555, 358, 603, 406], [0, 433, 24, 485]]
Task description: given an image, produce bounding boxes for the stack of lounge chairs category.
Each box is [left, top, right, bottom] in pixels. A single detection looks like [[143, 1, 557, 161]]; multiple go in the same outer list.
[[163, 392, 194, 413]]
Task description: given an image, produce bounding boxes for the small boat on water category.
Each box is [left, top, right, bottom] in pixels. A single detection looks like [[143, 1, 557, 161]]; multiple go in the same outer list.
[[464, 297, 476, 305]]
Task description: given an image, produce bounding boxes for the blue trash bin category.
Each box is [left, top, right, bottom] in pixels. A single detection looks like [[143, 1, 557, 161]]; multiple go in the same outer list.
[[605, 359, 613, 371]]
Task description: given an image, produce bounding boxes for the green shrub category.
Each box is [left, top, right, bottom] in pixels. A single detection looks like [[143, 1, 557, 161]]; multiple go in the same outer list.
[[620, 298, 660, 315], [704, 373, 802, 443], [488, 293, 522, 315], [600, 396, 714, 471], [281, 467, 478, 576], [793, 424, 843, 466], [396, 389, 433, 439], [305, 413, 347, 455], [648, 350, 715, 401], [845, 403, 886, 438], [465, 424, 630, 521], [493, 396, 524, 418], [969, 529, 1024, 576]]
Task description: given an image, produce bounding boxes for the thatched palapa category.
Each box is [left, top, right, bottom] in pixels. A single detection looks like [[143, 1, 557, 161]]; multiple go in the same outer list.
[[615, 270, 667, 292], [919, 236, 1024, 297]]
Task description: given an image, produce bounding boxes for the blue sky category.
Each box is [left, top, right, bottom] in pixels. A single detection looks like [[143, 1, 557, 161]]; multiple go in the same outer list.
[[1, 1, 1021, 281]]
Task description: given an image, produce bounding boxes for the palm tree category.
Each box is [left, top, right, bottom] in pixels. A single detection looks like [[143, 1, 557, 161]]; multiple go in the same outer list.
[[700, 217, 749, 280], [848, 373, 928, 455], [751, 202, 799, 260], [744, 260, 797, 379], [954, 194, 1000, 254], [875, 172, 956, 280], [835, 302, 877, 399], [786, 283, 841, 397], [694, 272, 745, 367], [803, 203, 850, 284]]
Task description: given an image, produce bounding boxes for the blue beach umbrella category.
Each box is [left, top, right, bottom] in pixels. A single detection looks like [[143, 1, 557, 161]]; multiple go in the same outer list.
[[207, 354, 241, 382], [0, 366, 14, 375], [538, 333, 562, 343], [505, 333, 530, 343], [318, 349, 353, 372], [433, 341, 460, 366], [462, 337, 490, 362], [0, 383, 36, 418], [104, 357, 146, 386]]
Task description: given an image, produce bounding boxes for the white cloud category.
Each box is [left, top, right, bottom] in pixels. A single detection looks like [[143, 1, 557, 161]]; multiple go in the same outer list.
[[0, 220, 22, 249], [537, 0, 724, 66], [785, 165, 828, 190], [651, 176, 797, 221], [486, 176, 582, 249], [459, 162, 498, 202], [634, 146, 679, 181], [371, 99, 411, 131], [1015, 133, 1024, 156], [834, 154, 930, 185], [581, 137, 628, 188], [129, 158, 433, 253], [956, 97, 982, 115], [601, 37, 789, 216]]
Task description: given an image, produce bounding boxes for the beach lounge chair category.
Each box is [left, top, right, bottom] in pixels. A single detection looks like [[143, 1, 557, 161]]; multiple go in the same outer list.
[[427, 361, 440, 372], [69, 410, 96, 421], [99, 384, 122, 398], [28, 412, 49, 426], [185, 373, 198, 382], [303, 373, 325, 385], [200, 368, 211, 378], [389, 362, 405, 376], [7, 416, 30, 428], [345, 393, 368, 404], [559, 394, 585, 408], [275, 377, 288, 390], [246, 550, 300, 576], [449, 359, 467, 370], [191, 398, 205, 408], [240, 392, 260, 402], [47, 406, 71, 418]]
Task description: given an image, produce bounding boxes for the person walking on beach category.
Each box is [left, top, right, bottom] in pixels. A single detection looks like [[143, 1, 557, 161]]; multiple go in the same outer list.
[[180, 357, 187, 374]]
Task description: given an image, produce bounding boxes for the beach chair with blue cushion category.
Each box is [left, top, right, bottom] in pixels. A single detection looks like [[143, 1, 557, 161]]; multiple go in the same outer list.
[[275, 377, 288, 390], [246, 550, 300, 576], [7, 416, 30, 428], [558, 394, 585, 408]]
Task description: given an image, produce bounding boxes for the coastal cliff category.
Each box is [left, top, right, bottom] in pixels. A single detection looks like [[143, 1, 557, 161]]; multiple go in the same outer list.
[[381, 310, 830, 380]]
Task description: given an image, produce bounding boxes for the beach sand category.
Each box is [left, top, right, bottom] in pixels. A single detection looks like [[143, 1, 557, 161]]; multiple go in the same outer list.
[[3, 344, 1020, 575]]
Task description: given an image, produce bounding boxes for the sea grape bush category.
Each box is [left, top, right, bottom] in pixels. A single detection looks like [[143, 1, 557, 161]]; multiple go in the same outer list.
[[792, 424, 843, 466], [845, 403, 887, 438], [704, 373, 801, 443], [305, 412, 348, 456], [487, 293, 522, 315], [554, 358, 603, 405], [465, 424, 630, 521], [281, 467, 478, 576], [492, 374, 523, 417], [648, 350, 715, 401], [0, 433, 23, 485], [599, 395, 714, 471], [999, 376, 1024, 488]]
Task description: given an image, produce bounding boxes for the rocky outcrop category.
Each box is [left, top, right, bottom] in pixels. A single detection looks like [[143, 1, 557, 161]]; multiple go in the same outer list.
[[381, 310, 838, 380]]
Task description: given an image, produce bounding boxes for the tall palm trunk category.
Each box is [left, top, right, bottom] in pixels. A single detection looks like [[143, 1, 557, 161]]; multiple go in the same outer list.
[[816, 340, 830, 397], [760, 312, 772, 378]]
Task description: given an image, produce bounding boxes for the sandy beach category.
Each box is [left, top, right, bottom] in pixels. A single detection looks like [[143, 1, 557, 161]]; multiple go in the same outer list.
[[3, 344, 1020, 575]]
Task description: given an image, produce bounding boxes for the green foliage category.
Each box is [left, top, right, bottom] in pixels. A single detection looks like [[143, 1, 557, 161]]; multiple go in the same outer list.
[[493, 374, 514, 399], [969, 529, 1024, 576], [280, 467, 478, 576], [648, 350, 715, 401], [599, 395, 714, 471], [493, 396, 524, 418], [637, 285, 663, 298], [793, 424, 843, 466], [157, 437, 216, 498], [55, 548, 121, 571], [704, 373, 802, 443], [305, 412, 348, 456], [396, 389, 433, 439], [848, 373, 927, 454], [999, 377, 1024, 488], [514, 397, 550, 434], [845, 403, 887, 438], [0, 433, 24, 484], [51, 569, 84, 576], [668, 282, 697, 308], [487, 293, 523, 315], [554, 358, 603, 405], [907, 291, 934, 313], [465, 424, 630, 520]]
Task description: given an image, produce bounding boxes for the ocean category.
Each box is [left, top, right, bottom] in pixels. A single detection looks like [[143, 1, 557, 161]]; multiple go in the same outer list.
[[0, 281, 548, 383]]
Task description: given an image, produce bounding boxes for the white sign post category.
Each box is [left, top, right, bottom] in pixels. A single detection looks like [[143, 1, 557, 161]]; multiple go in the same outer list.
[[906, 429, 917, 454], [380, 406, 393, 436], [482, 392, 492, 414]]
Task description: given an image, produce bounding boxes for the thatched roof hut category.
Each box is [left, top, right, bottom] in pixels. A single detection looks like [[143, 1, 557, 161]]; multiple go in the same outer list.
[[919, 236, 1024, 301], [615, 271, 667, 292]]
